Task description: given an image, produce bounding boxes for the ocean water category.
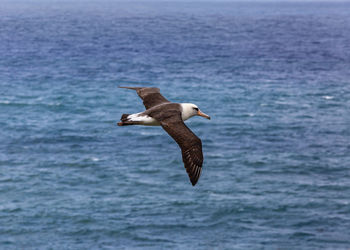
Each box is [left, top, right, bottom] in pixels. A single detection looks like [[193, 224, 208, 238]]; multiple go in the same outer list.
[[1, 1, 350, 249]]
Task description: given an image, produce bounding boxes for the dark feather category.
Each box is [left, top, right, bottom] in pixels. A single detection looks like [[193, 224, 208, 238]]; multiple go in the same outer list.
[[119, 86, 170, 109], [151, 109, 203, 186]]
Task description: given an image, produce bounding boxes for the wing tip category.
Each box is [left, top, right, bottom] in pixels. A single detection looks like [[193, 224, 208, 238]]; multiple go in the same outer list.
[[118, 86, 140, 90], [189, 165, 202, 186], [118, 86, 160, 91]]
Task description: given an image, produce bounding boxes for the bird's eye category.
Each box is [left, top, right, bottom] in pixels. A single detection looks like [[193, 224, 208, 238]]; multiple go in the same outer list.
[[193, 107, 199, 111]]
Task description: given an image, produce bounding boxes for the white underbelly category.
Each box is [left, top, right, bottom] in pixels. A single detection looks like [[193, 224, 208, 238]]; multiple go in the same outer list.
[[128, 113, 161, 126]]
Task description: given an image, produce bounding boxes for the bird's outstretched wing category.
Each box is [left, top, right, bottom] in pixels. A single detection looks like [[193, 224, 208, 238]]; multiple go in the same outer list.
[[119, 86, 170, 110], [153, 110, 203, 186]]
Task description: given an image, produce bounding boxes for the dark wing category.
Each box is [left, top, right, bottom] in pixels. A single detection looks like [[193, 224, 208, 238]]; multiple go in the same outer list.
[[155, 110, 203, 186], [119, 86, 170, 110]]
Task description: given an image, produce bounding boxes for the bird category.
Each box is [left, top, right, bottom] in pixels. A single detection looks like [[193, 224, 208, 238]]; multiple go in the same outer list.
[[117, 86, 210, 186]]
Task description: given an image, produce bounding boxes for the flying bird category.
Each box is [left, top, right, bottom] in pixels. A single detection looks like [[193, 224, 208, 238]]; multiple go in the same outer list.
[[118, 86, 210, 186]]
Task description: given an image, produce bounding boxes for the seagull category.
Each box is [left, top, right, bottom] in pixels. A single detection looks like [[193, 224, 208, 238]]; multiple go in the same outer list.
[[118, 86, 210, 186]]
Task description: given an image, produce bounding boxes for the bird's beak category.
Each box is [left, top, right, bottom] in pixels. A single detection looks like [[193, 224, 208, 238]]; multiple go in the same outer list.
[[198, 110, 211, 120]]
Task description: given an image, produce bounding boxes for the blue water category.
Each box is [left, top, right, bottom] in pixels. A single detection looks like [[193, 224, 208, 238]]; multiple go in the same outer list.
[[1, 1, 350, 249]]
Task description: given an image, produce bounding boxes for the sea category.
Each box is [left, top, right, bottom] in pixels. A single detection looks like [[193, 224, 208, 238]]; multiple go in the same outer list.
[[1, 1, 350, 249]]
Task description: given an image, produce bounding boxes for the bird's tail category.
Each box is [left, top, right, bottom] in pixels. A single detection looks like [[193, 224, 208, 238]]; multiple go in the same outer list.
[[117, 114, 141, 126], [117, 114, 131, 126]]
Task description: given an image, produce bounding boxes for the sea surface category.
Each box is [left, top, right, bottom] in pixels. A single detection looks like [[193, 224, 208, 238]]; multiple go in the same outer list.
[[1, 1, 350, 249]]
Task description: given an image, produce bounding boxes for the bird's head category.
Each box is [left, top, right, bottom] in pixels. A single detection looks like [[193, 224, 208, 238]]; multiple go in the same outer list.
[[180, 103, 211, 121]]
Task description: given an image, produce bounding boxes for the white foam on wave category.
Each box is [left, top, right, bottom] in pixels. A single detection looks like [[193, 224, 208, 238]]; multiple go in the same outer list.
[[139, 131, 162, 136], [0, 100, 62, 106], [47, 102, 62, 106], [322, 96, 334, 100]]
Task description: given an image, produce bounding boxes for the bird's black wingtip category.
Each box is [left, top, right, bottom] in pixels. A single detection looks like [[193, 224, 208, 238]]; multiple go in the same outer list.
[[118, 86, 141, 90]]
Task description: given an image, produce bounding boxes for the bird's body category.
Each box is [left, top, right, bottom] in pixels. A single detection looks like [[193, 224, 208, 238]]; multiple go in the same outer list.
[[118, 86, 210, 186], [119, 103, 200, 126]]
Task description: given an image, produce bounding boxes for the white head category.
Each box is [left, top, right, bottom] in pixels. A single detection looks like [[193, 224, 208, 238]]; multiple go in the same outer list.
[[180, 103, 211, 121]]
